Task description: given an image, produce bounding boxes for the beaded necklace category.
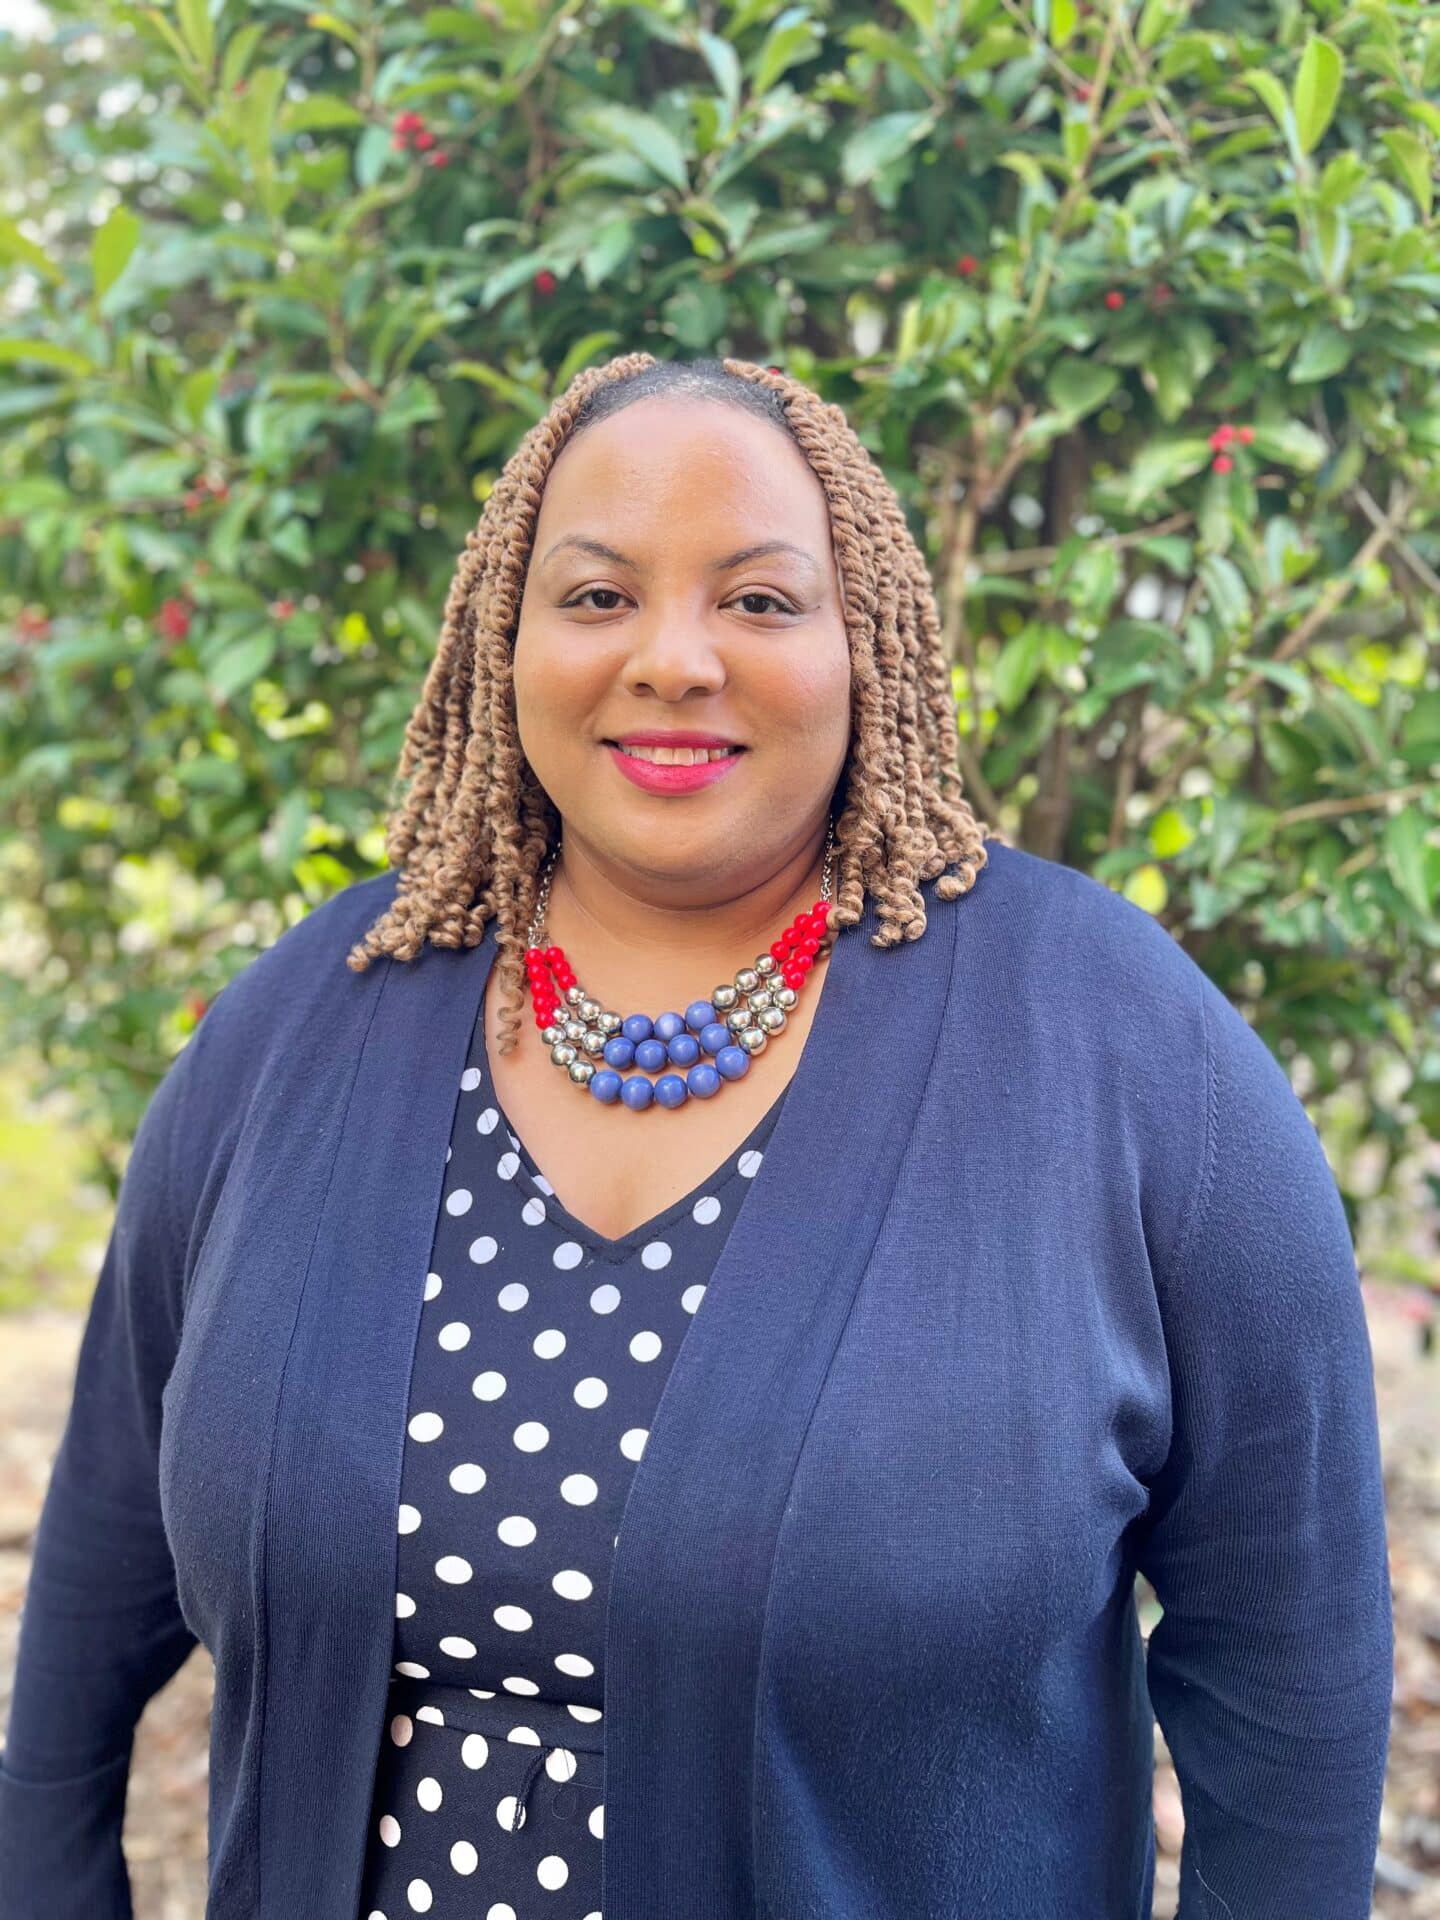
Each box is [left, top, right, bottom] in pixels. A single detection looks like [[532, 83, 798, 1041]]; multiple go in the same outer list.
[[522, 818, 837, 1113]]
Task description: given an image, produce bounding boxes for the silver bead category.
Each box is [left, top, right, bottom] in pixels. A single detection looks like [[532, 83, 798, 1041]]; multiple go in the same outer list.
[[551, 1041, 577, 1066], [565, 985, 585, 1007], [758, 1005, 787, 1034], [735, 967, 760, 994], [754, 954, 776, 976], [598, 1012, 623, 1035], [772, 985, 797, 1010], [568, 1059, 596, 1085], [726, 1007, 751, 1033], [712, 984, 739, 1011], [564, 1018, 586, 1041], [738, 1026, 767, 1054], [579, 997, 600, 1022], [747, 989, 773, 1014], [583, 1029, 606, 1055], [541, 1024, 563, 1045]]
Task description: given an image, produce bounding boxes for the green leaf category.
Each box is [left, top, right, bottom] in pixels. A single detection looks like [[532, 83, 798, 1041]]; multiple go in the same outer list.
[[1242, 67, 1291, 140], [751, 11, 824, 96], [1120, 437, 1211, 512], [1046, 356, 1118, 419], [283, 94, 368, 133], [0, 217, 63, 285], [1380, 129, 1433, 219], [0, 337, 94, 375], [1245, 418, 1329, 469], [1289, 324, 1353, 383], [92, 204, 141, 301], [177, 0, 214, 71], [1198, 552, 1249, 634], [840, 112, 933, 188], [1382, 808, 1435, 920], [208, 631, 278, 700], [1294, 37, 1342, 155], [696, 29, 742, 120], [992, 624, 1045, 711], [577, 104, 690, 193]]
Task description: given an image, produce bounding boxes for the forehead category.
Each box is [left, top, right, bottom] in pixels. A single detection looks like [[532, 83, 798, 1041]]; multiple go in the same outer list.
[[536, 395, 832, 548]]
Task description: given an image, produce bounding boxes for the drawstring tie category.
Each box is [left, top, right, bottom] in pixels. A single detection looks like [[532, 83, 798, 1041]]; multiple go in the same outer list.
[[511, 1747, 550, 1832]]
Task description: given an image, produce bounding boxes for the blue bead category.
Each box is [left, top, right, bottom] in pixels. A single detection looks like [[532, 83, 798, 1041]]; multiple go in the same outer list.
[[700, 1022, 731, 1056], [667, 1033, 700, 1067], [620, 1073, 654, 1110], [687, 1063, 721, 1098], [621, 1013, 654, 1044], [684, 999, 716, 1033], [634, 1037, 668, 1072], [653, 1011, 685, 1043], [715, 1044, 750, 1081], [653, 1072, 688, 1109], [603, 1036, 636, 1069], [589, 1069, 623, 1103]]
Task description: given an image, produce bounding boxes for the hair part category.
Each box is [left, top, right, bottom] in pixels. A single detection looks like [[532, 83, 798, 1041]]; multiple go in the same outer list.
[[345, 352, 1002, 1058]]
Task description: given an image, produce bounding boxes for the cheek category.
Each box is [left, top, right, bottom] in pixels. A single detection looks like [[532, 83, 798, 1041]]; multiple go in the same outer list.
[[761, 644, 851, 737]]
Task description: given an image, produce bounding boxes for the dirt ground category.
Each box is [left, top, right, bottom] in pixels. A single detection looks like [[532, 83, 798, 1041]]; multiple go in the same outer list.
[[0, 1286, 1435, 1918]]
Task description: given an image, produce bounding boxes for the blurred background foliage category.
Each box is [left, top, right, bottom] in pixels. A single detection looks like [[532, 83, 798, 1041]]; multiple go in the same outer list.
[[0, 0, 1436, 1279]]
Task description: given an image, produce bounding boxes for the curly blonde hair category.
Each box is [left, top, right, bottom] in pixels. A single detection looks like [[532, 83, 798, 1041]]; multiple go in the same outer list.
[[346, 352, 1000, 1058]]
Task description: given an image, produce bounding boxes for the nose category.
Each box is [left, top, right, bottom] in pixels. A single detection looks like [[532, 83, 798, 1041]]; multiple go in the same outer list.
[[617, 610, 728, 703]]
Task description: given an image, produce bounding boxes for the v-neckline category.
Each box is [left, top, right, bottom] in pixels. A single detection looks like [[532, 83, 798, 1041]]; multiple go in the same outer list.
[[481, 1075, 793, 1263]]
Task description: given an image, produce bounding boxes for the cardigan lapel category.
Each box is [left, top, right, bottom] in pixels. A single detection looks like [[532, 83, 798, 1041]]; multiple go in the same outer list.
[[254, 877, 955, 1920]]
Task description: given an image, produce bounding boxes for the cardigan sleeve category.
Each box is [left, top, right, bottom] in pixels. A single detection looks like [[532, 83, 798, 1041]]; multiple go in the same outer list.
[[0, 1034, 203, 1920], [1134, 974, 1393, 1919]]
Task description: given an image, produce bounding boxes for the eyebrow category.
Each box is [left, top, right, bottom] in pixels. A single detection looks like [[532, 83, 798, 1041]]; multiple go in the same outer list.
[[539, 535, 823, 579]]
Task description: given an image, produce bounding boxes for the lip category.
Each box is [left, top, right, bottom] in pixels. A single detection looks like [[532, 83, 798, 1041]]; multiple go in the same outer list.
[[608, 731, 744, 748], [604, 741, 747, 795]]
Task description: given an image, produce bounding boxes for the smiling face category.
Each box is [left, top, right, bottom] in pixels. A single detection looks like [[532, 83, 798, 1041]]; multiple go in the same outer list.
[[511, 395, 853, 900]]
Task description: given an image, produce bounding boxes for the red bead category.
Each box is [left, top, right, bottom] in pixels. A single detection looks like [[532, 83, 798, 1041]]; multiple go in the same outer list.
[[769, 938, 790, 963], [782, 964, 805, 988], [544, 945, 564, 965], [781, 924, 796, 945], [793, 953, 813, 973], [812, 900, 828, 918], [797, 935, 820, 958]]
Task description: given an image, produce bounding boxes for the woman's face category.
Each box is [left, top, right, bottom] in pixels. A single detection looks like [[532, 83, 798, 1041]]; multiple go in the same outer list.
[[512, 395, 853, 899]]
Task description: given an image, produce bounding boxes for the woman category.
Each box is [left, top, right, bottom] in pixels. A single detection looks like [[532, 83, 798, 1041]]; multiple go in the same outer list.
[[0, 354, 1392, 1920]]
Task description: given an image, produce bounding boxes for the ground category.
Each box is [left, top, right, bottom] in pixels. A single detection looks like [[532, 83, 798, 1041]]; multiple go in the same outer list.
[[0, 1287, 1434, 1917]]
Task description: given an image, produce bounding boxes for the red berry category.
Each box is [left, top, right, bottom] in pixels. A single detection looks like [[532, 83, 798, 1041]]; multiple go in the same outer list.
[[957, 254, 977, 276], [534, 269, 557, 296], [391, 134, 409, 151], [426, 150, 451, 168], [1213, 453, 1233, 474], [1104, 289, 1124, 310], [1214, 422, 1236, 446], [158, 597, 192, 642], [1152, 283, 1172, 301], [414, 128, 435, 150], [1238, 425, 1254, 444]]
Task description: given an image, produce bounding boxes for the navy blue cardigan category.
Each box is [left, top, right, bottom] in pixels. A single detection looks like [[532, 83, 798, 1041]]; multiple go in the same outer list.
[[0, 842, 1392, 1918]]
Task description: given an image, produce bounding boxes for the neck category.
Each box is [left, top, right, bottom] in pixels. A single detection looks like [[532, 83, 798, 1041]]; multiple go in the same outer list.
[[535, 826, 834, 1013]]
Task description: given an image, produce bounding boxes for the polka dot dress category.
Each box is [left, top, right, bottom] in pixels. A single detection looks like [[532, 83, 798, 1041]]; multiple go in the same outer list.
[[354, 1017, 791, 1920]]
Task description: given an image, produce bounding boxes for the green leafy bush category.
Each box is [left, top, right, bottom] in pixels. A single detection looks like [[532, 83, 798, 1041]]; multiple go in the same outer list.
[[0, 0, 1436, 1242]]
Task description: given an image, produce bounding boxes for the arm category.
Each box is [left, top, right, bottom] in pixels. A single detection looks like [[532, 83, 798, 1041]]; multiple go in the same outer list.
[[1136, 975, 1393, 1919], [0, 1039, 203, 1920]]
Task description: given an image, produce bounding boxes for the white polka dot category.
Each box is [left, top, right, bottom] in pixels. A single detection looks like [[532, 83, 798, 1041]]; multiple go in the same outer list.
[[390, 1714, 414, 1747], [435, 1554, 473, 1584], [395, 1590, 416, 1618], [738, 1148, 764, 1177], [533, 1327, 566, 1359], [494, 1603, 533, 1631], [407, 1878, 432, 1913], [398, 1503, 422, 1533], [395, 1660, 430, 1678], [555, 1652, 594, 1677], [561, 1473, 598, 1505], [589, 1803, 604, 1839], [496, 1795, 525, 1830], [472, 1370, 506, 1401], [408, 1411, 444, 1443], [439, 1635, 476, 1658], [546, 1748, 578, 1782], [513, 1420, 548, 1452], [589, 1283, 620, 1314], [521, 1197, 547, 1225], [498, 1515, 537, 1546], [416, 1706, 445, 1726], [496, 1151, 520, 1180], [423, 1272, 443, 1300], [553, 1241, 585, 1270], [460, 1067, 481, 1091], [573, 1376, 608, 1408], [533, 1172, 555, 1195], [476, 1106, 500, 1134], [537, 1855, 569, 1889], [681, 1283, 706, 1313], [630, 1330, 662, 1362], [488, 1907, 518, 1920], [438, 1321, 471, 1351], [461, 1733, 489, 1769], [415, 1776, 442, 1813], [445, 1188, 473, 1216], [497, 1282, 529, 1312], [620, 1428, 648, 1461], [449, 1462, 486, 1494], [552, 1568, 593, 1601], [507, 1724, 540, 1746], [693, 1195, 722, 1225], [469, 1235, 498, 1264], [451, 1840, 479, 1874], [569, 1702, 602, 1724], [379, 1813, 401, 1847], [641, 1240, 672, 1269]]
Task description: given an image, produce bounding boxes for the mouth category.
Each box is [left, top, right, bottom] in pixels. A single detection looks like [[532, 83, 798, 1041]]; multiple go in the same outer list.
[[603, 741, 747, 765]]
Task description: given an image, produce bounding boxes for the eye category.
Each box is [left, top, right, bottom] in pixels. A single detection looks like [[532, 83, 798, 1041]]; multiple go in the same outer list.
[[729, 590, 798, 616], [558, 586, 800, 617]]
